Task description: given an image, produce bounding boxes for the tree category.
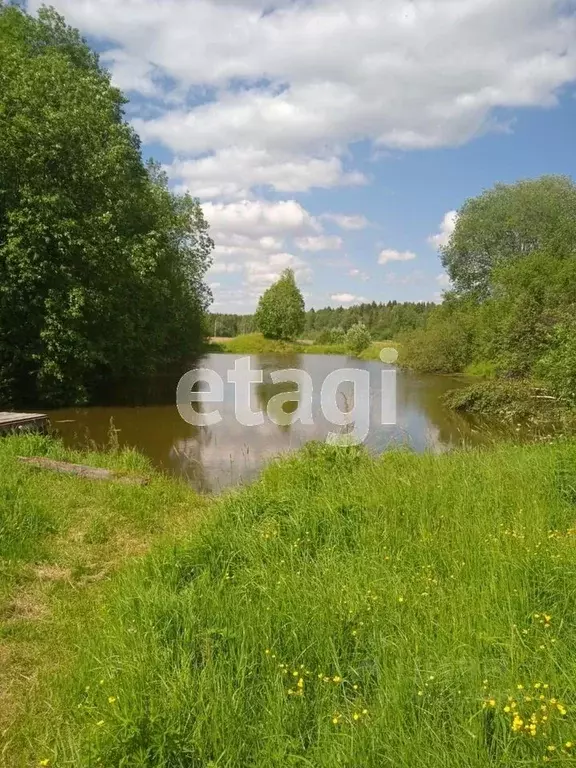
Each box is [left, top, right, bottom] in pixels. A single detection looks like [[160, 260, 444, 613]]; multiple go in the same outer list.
[[254, 269, 305, 341], [442, 176, 576, 297], [0, 5, 212, 405], [345, 323, 371, 356]]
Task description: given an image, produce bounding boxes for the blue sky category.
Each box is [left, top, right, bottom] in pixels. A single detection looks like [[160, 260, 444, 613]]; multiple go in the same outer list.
[[27, 0, 576, 311]]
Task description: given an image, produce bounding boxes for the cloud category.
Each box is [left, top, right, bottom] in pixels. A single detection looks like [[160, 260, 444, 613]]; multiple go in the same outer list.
[[203, 199, 319, 239], [378, 249, 417, 265], [32, 0, 576, 199], [169, 150, 366, 200], [349, 268, 369, 280], [330, 293, 366, 304], [200, 199, 315, 306], [428, 211, 458, 250], [323, 214, 369, 231], [207, 262, 243, 274], [295, 235, 343, 252], [245, 252, 312, 287]]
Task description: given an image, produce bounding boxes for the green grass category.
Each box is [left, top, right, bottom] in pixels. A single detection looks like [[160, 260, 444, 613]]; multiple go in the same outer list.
[[210, 333, 398, 361], [5, 435, 576, 766], [0, 434, 208, 766]]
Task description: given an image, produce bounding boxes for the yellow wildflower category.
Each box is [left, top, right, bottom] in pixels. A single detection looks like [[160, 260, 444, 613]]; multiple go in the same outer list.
[[512, 715, 524, 732], [39, 761, 50, 767], [108, 696, 117, 704]]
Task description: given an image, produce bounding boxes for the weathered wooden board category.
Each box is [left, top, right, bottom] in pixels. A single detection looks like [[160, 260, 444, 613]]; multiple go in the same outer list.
[[0, 412, 48, 433], [17, 456, 149, 486]]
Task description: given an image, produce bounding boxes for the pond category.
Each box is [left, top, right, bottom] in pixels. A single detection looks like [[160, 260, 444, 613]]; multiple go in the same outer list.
[[48, 353, 493, 493]]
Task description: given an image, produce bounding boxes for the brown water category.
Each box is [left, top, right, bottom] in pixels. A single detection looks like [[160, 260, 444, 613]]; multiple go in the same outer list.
[[48, 353, 494, 493]]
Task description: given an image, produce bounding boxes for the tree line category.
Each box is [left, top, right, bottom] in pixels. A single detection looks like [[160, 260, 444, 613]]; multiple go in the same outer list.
[[0, 4, 212, 407], [210, 300, 435, 341]]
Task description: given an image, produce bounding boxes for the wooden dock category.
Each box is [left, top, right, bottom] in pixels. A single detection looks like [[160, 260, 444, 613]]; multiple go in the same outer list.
[[0, 412, 48, 435]]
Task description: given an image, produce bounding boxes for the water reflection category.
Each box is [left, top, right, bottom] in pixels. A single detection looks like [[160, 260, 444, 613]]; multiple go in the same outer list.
[[49, 353, 492, 493]]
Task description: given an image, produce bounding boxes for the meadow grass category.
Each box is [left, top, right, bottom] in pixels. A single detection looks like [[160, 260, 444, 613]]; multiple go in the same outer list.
[[0, 434, 209, 766], [4, 435, 576, 766], [210, 333, 398, 361]]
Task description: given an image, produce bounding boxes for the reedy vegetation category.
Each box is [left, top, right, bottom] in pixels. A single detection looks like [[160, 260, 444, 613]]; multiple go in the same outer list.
[[3, 435, 576, 766]]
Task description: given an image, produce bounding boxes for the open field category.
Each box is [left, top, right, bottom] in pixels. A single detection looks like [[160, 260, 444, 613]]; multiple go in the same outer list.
[[3, 434, 576, 766], [208, 333, 398, 361]]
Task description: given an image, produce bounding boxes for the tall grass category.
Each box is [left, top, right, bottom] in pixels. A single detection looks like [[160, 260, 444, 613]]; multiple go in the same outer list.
[[13, 439, 576, 767]]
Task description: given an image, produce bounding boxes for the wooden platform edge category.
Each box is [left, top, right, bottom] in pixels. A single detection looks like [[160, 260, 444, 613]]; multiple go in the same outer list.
[[0, 412, 48, 433]]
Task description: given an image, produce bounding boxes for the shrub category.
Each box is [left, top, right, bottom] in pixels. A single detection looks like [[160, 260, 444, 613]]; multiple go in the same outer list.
[[345, 323, 371, 356]]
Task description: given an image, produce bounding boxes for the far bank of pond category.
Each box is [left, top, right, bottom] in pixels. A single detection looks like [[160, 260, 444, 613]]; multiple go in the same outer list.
[[48, 352, 504, 493]]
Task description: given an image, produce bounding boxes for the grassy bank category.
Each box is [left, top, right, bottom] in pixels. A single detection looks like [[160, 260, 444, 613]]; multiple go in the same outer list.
[[0, 434, 209, 766], [208, 333, 397, 361], [4, 435, 576, 766], [444, 380, 576, 433]]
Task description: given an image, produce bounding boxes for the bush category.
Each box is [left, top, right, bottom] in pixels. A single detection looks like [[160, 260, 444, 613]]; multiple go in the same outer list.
[[345, 323, 371, 356], [535, 324, 576, 406]]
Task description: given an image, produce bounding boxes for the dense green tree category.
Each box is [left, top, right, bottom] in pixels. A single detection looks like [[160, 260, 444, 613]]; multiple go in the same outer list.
[[442, 176, 576, 297], [254, 269, 305, 341], [0, 5, 212, 405], [401, 175, 576, 393]]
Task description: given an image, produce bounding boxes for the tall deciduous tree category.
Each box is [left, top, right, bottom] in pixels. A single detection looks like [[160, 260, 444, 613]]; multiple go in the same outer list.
[[442, 176, 576, 297], [0, 5, 212, 405], [255, 269, 305, 341]]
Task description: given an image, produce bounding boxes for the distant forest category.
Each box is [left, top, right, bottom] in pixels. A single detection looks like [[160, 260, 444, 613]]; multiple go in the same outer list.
[[209, 301, 436, 341]]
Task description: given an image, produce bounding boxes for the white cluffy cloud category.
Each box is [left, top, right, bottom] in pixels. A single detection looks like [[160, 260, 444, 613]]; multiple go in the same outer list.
[[428, 211, 458, 250], [378, 249, 417, 265], [29, 0, 576, 199], [295, 235, 343, 252], [203, 199, 319, 239], [331, 293, 367, 304], [203, 198, 316, 308], [322, 214, 370, 231], [168, 150, 366, 201]]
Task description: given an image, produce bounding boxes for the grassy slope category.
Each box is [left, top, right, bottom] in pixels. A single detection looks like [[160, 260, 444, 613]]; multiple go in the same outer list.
[[209, 333, 397, 361], [0, 435, 209, 767], [4, 436, 576, 766]]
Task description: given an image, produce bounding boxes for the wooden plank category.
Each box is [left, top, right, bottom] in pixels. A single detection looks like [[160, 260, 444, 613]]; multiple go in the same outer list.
[[0, 412, 48, 433], [17, 457, 149, 486], [0, 412, 47, 425]]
